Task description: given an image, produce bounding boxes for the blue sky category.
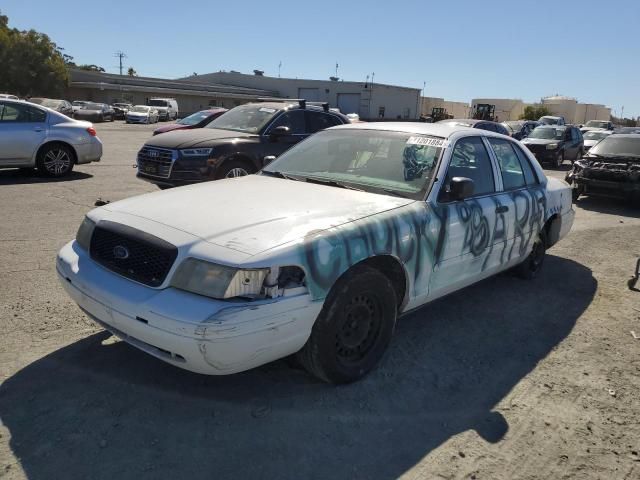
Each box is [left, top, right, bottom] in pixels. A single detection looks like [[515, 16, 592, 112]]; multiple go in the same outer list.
[[3, 0, 639, 117]]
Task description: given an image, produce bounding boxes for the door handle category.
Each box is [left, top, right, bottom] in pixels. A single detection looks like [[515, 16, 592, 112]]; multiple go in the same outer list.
[[495, 205, 509, 214], [34, 127, 43, 132]]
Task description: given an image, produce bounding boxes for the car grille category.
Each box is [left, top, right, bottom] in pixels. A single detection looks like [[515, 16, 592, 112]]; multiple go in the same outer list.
[[137, 146, 175, 178], [89, 221, 178, 287]]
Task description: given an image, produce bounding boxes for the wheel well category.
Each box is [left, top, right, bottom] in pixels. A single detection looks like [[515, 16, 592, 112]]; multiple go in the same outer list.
[[36, 141, 78, 164], [544, 214, 560, 247], [219, 155, 257, 173], [358, 255, 408, 311]]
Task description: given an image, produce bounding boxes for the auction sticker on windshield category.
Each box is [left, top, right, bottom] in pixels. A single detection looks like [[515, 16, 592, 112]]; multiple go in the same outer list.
[[406, 136, 449, 147]]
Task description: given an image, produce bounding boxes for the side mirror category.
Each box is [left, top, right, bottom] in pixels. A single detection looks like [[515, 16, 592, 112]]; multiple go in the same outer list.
[[263, 155, 276, 165], [270, 126, 290, 136], [449, 177, 474, 201]]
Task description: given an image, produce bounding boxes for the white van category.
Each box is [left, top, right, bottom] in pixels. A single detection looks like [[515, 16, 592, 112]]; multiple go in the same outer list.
[[147, 98, 179, 121]]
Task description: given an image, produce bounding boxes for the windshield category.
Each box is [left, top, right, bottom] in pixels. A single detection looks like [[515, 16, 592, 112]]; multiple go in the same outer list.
[[178, 111, 212, 126], [72, 101, 87, 106], [263, 129, 444, 199], [33, 99, 61, 108], [503, 121, 523, 132], [148, 100, 168, 107], [113, 103, 129, 108], [583, 131, 609, 140], [589, 136, 640, 158], [131, 106, 149, 113], [207, 104, 280, 133], [82, 103, 102, 110], [585, 120, 608, 128], [529, 127, 564, 140], [539, 117, 559, 125]]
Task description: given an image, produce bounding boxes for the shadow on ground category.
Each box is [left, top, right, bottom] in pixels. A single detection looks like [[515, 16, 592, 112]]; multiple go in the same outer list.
[[575, 195, 640, 217], [0, 255, 596, 480], [0, 169, 92, 185]]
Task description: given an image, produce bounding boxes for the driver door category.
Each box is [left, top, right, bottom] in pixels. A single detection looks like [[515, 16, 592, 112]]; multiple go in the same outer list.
[[260, 110, 307, 161], [0, 102, 48, 165]]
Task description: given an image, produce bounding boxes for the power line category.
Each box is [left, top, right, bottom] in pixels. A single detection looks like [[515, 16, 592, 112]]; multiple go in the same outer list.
[[114, 51, 127, 76]]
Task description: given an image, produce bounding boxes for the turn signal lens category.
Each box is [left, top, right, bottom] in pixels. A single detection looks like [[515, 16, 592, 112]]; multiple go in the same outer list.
[[86, 127, 97, 136]]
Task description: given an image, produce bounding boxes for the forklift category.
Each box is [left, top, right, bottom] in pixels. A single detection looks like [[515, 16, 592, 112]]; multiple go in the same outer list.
[[472, 103, 496, 121], [431, 107, 452, 122]]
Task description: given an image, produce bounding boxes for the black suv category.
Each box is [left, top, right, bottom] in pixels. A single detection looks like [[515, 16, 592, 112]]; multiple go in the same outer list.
[[136, 100, 350, 188], [521, 125, 584, 168]]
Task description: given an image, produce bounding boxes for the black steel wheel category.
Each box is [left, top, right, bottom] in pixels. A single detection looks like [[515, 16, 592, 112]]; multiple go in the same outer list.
[[296, 264, 397, 383], [516, 228, 547, 280]]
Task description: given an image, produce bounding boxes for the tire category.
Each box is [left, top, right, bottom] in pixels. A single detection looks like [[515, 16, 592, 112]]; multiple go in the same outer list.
[[575, 148, 583, 162], [572, 186, 583, 202], [215, 160, 255, 179], [36, 144, 74, 177], [554, 151, 564, 169], [296, 264, 398, 384], [157, 184, 172, 190], [515, 228, 547, 280]]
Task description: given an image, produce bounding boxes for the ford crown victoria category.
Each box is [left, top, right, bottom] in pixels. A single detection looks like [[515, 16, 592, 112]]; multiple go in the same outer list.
[[57, 123, 574, 383]]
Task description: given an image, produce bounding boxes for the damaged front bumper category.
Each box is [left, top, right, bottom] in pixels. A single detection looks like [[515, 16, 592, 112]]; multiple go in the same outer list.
[[56, 241, 322, 375], [566, 159, 640, 199]]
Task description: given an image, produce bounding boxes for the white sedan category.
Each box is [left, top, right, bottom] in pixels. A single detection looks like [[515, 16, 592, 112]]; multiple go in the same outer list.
[[0, 99, 102, 177], [126, 106, 159, 124], [57, 123, 574, 383]]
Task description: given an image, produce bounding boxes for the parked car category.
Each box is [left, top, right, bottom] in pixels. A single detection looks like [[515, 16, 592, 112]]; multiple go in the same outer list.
[[148, 98, 179, 121], [538, 115, 565, 126], [28, 98, 74, 117], [566, 134, 640, 202], [613, 126, 640, 134], [502, 120, 540, 140], [152, 108, 228, 136], [73, 103, 115, 122], [580, 120, 614, 132], [136, 100, 350, 188], [0, 94, 19, 100], [582, 129, 612, 152], [126, 105, 159, 124], [521, 125, 584, 168], [0, 99, 102, 177], [437, 118, 510, 136], [57, 122, 574, 383], [71, 100, 90, 113], [112, 103, 133, 120]]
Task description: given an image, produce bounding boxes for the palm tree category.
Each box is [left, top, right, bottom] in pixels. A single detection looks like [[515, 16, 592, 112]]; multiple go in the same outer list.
[[127, 67, 137, 77]]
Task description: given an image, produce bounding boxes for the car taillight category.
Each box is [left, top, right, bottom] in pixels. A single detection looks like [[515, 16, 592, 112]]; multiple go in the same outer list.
[[86, 127, 97, 136]]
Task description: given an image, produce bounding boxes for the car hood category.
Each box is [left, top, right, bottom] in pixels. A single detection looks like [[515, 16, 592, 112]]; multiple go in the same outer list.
[[101, 175, 414, 256], [154, 123, 188, 134], [522, 138, 560, 145], [128, 111, 149, 116], [145, 128, 255, 148], [76, 110, 101, 115], [583, 139, 601, 147]]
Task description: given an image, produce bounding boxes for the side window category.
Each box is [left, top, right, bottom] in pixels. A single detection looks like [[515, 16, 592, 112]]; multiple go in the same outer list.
[[488, 138, 526, 190], [305, 111, 341, 134], [512, 143, 539, 185], [268, 110, 305, 134], [0, 103, 45, 122], [439, 136, 496, 201]]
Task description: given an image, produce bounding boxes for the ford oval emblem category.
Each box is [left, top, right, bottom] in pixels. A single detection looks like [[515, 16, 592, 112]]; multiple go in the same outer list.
[[113, 245, 129, 260]]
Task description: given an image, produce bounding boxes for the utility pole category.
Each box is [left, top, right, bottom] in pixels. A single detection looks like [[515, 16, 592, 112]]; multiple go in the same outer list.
[[278, 61, 282, 78], [335, 63, 339, 78], [114, 51, 127, 75], [421, 81, 426, 117], [621, 105, 624, 120]]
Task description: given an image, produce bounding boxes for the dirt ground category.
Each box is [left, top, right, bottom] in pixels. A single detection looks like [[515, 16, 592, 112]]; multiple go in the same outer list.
[[0, 122, 639, 480]]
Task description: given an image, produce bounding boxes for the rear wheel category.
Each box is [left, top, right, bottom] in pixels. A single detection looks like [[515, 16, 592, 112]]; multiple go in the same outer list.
[[216, 160, 255, 179], [516, 228, 547, 280], [36, 144, 74, 177], [296, 265, 397, 383]]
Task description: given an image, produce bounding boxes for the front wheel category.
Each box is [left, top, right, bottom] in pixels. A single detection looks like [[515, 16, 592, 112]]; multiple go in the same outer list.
[[296, 265, 398, 383], [36, 144, 74, 177], [216, 160, 255, 179], [515, 228, 547, 280]]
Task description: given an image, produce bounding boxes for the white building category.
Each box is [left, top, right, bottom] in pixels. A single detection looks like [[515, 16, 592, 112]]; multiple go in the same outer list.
[[540, 95, 611, 123], [181, 71, 421, 121]]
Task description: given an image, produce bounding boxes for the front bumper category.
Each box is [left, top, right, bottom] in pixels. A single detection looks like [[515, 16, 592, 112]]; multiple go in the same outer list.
[[569, 175, 640, 198], [74, 137, 103, 164], [127, 116, 150, 123], [525, 146, 560, 163], [56, 240, 322, 375]]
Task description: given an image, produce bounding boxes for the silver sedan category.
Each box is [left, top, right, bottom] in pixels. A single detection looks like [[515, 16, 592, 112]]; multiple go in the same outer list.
[[0, 99, 102, 177]]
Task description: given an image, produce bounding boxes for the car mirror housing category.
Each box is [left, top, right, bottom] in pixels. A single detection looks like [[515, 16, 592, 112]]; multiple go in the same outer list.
[[449, 177, 474, 201], [270, 126, 290, 136]]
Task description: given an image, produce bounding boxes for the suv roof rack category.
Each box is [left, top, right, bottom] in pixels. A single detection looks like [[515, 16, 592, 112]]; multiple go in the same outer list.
[[256, 97, 330, 112]]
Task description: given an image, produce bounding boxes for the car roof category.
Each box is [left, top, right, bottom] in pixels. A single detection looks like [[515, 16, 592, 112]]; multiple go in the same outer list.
[[331, 121, 515, 140]]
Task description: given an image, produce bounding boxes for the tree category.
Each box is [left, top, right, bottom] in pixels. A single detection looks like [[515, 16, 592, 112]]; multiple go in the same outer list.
[[520, 105, 551, 120], [0, 10, 69, 97], [127, 67, 137, 77], [77, 64, 105, 72]]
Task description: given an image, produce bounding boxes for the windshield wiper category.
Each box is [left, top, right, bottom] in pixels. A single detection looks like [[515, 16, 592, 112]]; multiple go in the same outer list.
[[304, 176, 365, 191], [260, 170, 301, 181], [379, 188, 412, 199]]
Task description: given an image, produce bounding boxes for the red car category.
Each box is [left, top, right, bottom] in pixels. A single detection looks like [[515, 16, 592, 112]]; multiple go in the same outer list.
[[152, 108, 228, 136]]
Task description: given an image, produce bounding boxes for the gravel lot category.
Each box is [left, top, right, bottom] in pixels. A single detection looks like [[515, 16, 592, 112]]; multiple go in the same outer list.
[[1, 122, 639, 480]]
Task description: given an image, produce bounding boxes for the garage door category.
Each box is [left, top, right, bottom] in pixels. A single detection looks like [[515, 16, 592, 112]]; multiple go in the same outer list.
[[298, 88, 320, 101], [337, 93, 361, 115]]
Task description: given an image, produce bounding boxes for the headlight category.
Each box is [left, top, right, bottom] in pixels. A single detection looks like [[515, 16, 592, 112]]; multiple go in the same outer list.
[[171, 258, 269, 299], [180, 148, 213, 157], [75, 217, 96, 251], [546, 143, 559, 150]]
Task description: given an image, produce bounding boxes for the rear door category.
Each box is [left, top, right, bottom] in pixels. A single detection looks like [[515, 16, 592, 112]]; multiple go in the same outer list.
[[0, 102, 48, 164]]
